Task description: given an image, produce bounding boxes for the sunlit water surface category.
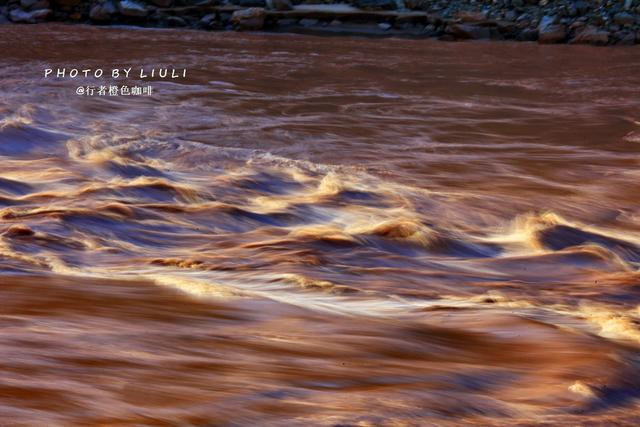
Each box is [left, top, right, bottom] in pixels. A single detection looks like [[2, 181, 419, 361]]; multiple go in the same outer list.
[[1, 24, 640, 426]]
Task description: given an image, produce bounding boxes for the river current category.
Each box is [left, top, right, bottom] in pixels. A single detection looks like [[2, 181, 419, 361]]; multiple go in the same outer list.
[[0, 24, 639, 425]]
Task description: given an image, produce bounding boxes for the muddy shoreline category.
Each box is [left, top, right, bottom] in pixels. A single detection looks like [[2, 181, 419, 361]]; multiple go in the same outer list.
[[2, 0, 640, 45]]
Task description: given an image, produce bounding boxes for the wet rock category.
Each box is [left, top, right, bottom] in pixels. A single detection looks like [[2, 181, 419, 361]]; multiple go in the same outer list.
[[569, 25, 609, 45], [538, 24, 566, 43], [118, 0, 148, 17], [230, 7, 266, 31], [613, 11, 635, 26], [378, 22, 391, 30], [447, 23, 491, 39], [538, 16, 566, 43], [354, 0, 397, 11], [9, 8, 51, 23], [90, 1, 117, 21]]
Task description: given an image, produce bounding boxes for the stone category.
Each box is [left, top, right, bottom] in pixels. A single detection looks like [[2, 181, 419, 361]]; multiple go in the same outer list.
[[9, 8, 51, 23], [538, 24, 566, 43], [90, 2, 116, 21], [118, 0, 148, 17], [447, 23, 491, 39], [456, 10, 488, 23], [354, 0, 397, 11], [378, 22, 391, 30], [538, 16, 565, 44], [613, 11, 635, 26], [328, 19, 342, 26], [200, 13, 216, 25], [230, 7, 266, 31], [538, 15, 556, 30], [569, 25, 609, 45]]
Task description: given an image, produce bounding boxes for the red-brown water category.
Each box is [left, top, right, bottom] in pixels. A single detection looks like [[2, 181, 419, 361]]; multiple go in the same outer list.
[[1, 24, 639, 425]]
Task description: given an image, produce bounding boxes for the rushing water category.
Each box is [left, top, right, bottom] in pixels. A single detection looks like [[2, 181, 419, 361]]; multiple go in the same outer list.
[[1, 23, 640, 425]]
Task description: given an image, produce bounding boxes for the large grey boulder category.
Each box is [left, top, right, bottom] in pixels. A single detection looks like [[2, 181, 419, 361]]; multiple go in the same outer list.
[[231, 7, 266, 31]]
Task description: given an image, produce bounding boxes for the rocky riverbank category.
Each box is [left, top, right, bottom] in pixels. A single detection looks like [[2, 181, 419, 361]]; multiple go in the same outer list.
[[1, 0, 639, 45]]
